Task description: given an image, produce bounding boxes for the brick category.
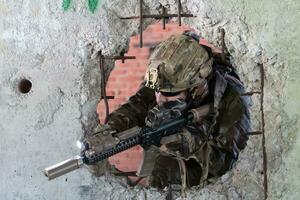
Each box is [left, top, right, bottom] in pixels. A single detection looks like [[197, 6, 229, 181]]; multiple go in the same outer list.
[[115, 60, 128, 68], [128, 47, 149, 57], [106, 82, 121, 89], [116, 88, 133, 95], [107, 76, 117, 82], [129, 35, 139, 46], [110, 69, 128, 76], [137, 60, 149, 68], [106, 89, 116, 96]]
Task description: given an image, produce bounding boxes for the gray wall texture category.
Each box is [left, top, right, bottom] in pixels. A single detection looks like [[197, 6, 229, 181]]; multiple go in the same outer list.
[[0, 0, 299, 199]]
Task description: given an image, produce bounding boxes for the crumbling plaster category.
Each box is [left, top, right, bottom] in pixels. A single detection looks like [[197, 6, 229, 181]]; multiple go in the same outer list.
[[0, 0, 299, 199]]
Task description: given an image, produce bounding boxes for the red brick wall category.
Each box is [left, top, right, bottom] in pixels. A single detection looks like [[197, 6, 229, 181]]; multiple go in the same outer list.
[[96, 22, 192, 173]]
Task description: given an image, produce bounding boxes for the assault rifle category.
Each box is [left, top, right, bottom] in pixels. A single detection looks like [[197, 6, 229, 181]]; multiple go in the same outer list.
[[44, 100, 212, 180]]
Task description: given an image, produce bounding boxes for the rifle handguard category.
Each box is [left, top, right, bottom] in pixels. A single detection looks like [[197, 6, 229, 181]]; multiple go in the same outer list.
[[188, 104, 212, 123]]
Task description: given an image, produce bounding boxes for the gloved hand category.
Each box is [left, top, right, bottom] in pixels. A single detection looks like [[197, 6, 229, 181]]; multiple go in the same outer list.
[[159, 129, 196, 159], [82, 124, 119, 176]]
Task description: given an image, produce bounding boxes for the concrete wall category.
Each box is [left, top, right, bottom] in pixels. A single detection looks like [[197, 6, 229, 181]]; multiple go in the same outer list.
[[0, 0, 299, 199]]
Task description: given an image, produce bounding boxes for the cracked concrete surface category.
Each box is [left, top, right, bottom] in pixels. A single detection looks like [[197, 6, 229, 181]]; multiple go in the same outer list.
[[0, 0, 299, 199]]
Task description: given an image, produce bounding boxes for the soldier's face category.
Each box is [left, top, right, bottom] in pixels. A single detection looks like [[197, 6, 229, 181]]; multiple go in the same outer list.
[[155, 90, 187, 105]]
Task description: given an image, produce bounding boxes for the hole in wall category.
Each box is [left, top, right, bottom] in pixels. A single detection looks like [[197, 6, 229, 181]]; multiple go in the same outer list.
[[18, 78, 32, 94], [97, 21, 223, 186]]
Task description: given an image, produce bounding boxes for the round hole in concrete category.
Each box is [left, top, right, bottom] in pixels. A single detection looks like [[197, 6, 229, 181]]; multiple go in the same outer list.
[[18, 79, 32, 94]]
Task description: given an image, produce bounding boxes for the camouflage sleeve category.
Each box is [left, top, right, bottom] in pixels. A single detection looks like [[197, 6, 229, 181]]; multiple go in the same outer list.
[[194, 84, 251, 179], [107, 83, 156, 132]]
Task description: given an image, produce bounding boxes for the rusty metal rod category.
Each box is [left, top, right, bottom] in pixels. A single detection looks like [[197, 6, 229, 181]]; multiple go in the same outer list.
[[139, 0, 143, 48], [122, 56, 136, 63], [240, 91, 261, 96], [178, 0, 182, 26], [220, 28, 226, 64], [162, 7, 167, 30], [100, 95, 114, 99], [104, 50, 136, 63], [248, 131, 263, 135], [105, 56, 136, 59], [99, 54, 109, 124], [104, 56, 136, 60], [260, 63, 268, 199], [120, 13, 194, 20]]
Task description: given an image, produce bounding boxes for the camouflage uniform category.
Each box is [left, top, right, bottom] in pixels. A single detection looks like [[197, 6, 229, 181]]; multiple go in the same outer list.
[[100, 34, 251, 188]]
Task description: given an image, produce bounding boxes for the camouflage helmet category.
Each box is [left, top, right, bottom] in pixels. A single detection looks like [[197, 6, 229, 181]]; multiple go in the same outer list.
[[145, 34, 213, 93]]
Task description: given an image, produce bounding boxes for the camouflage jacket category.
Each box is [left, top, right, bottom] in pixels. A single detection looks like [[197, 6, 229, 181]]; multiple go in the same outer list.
[[106, 66, 251, 186]]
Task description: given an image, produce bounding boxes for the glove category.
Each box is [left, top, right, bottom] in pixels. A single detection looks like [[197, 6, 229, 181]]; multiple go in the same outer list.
[[159, 129, 196, 158], [82, 124, 118, 176]]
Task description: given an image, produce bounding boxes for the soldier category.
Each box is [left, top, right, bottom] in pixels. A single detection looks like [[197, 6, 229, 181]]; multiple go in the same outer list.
[[84, 32, 251, 190]]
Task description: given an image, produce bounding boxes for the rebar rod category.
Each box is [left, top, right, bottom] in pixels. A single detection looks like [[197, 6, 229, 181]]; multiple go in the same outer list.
[[260, 63, 268, 199]]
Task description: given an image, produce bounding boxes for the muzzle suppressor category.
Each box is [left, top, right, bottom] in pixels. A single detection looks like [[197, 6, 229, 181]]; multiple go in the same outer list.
[[44, 156, 84, 180]]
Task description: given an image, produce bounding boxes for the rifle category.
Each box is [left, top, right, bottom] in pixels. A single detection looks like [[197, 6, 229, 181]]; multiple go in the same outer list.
[[44, 101, 212, 180]]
